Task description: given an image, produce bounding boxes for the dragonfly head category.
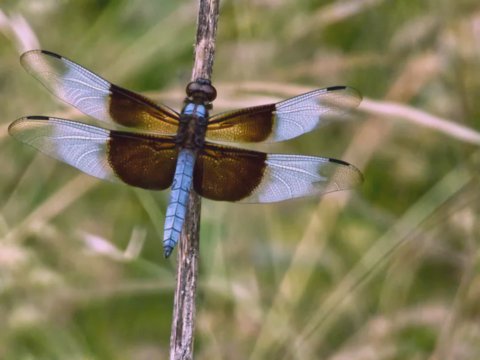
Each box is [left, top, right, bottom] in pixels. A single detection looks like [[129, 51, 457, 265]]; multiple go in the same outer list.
[[186, 79, 217, 104]]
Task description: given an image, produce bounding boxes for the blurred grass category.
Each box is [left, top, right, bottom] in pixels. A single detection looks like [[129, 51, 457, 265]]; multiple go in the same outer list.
[[1, 0, 480, 359]]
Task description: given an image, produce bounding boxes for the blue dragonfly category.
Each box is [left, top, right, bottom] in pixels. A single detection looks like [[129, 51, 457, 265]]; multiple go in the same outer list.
[[9, 50, 363, 257]]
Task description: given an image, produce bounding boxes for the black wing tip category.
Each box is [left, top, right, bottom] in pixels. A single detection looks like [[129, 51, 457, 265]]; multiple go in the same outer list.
[[39, 50, 62, 58], [8, 115, 51, 135], [328, 158, 365, 183], [20, 49, 62, 63], [327, 85, 363, 101], [26, 115, 51, 120], [328, 157, 349, 166], [327, 85, 347, 91]]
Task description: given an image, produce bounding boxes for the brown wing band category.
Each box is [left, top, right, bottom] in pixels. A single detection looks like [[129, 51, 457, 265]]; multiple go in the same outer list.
[[194, 143, 267, 201], [108, 131, 178, 190], [109, 84, 179, 131], [206, 104, 275, 142]]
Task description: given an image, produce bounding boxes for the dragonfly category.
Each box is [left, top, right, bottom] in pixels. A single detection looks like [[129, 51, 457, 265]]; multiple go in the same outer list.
[[9, 50, 363, 258]]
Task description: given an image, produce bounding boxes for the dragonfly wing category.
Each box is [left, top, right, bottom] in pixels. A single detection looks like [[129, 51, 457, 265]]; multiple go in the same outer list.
[[206, 86, 361, 143], [20, 50, 180, 134], [9, 116, 178, 190], [194, 142, 362, 203]]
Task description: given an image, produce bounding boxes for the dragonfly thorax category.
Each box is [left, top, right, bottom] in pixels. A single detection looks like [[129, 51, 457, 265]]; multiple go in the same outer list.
[[175, 79, 216, 150], [176, 101, 209, 150]]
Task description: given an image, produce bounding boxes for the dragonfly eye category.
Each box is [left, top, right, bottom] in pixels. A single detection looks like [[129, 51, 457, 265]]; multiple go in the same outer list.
[[186, 79, 217, 102]]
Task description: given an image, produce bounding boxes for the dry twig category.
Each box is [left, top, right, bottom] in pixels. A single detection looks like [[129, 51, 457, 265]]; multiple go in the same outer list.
[[169, 1, 220, 359]]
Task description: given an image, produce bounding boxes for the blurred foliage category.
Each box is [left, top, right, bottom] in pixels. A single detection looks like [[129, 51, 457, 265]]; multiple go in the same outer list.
[[1, 0, 480, 359]]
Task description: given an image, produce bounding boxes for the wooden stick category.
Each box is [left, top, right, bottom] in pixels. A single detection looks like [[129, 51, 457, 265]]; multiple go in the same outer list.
[[169, 1, 219, 359]]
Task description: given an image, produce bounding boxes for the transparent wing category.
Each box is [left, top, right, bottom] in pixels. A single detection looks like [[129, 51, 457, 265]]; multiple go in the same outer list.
[[9, 115, 117, 181], [243, 154, 363, 203], [9, 116, 178, 190], [20, 50, 180, 134], [206, 86, 361, 143], [194, 142, 363, 203]]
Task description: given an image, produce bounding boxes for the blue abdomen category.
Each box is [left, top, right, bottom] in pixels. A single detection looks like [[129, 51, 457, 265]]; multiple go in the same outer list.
[[163, 149, 196, 257]]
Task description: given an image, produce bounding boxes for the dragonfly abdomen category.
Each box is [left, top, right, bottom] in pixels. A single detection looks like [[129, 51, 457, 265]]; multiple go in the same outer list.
[[163, 148, 196, 257]]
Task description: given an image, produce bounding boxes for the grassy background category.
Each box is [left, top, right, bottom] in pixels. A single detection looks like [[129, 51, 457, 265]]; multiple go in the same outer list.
[[1, 0, 480, 359]]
